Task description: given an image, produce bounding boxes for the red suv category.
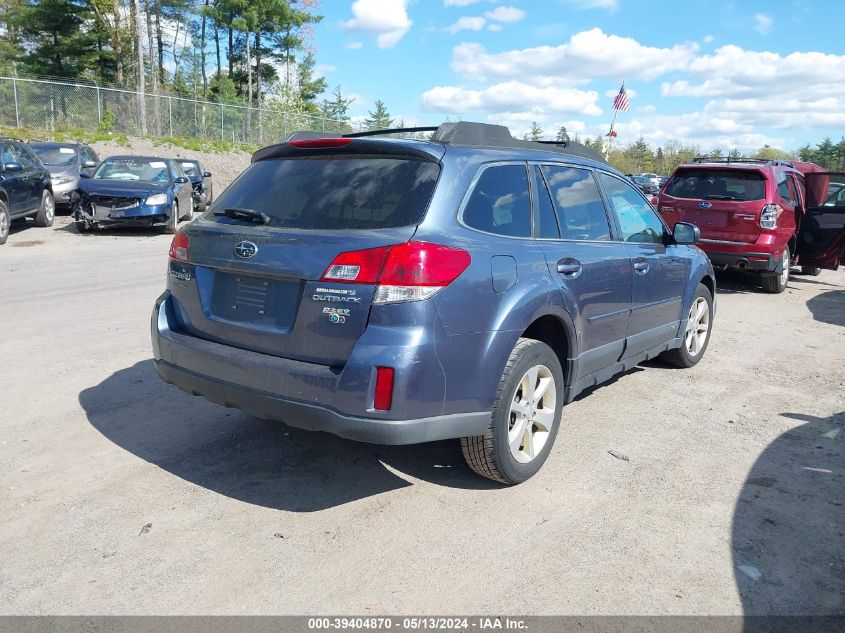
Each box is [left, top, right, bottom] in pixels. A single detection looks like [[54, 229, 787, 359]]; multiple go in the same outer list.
[[657, 158, 845, 293]]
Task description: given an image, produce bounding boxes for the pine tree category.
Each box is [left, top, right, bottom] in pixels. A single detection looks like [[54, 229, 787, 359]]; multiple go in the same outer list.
[[525, 121, 543, 141], [555, 126, 569, 143], [364, 99, 393, 130]]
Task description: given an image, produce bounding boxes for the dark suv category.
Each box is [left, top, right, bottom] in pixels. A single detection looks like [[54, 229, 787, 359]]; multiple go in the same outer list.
[[151, 122, 717, 483], [0, 138, 55, 245], [658, 158, 845, 292]]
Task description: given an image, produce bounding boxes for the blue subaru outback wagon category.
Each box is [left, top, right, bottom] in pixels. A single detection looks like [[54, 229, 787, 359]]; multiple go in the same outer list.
[[151, 122, 716, 483]]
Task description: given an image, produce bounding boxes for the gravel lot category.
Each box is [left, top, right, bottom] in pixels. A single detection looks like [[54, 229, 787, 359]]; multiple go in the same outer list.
[[0, 213, 842, 615]]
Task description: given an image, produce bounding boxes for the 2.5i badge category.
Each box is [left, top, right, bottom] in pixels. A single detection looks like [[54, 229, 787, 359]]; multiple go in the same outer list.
[[322, 307, 351, 324]]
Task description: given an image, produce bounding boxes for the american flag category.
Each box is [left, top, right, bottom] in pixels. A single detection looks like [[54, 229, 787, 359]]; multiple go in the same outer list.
[[612, 84, 630, 112]]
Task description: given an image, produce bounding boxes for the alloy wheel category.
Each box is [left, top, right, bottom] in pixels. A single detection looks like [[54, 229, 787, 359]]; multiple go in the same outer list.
[[508, 364, 557, 463], [685, 297, 710, 357]]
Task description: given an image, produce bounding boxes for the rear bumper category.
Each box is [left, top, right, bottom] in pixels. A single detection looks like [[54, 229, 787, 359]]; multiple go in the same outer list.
[[151, 292, 491, 445], [704, 250, 777, 272]]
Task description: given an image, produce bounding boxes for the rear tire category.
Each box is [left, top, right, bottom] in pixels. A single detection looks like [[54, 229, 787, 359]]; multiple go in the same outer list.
[[461, 338, 563, 484], [761, 247, 790, 294], [661, 283, 713, 369], [800, 265, 822, 277], [164, 201, 178, 234], [35, 190, 55, 227], [0, 200, 10, 245]]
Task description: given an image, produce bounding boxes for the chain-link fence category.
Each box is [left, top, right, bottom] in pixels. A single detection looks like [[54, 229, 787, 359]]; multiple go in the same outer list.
[[0, 76, 361, 144]]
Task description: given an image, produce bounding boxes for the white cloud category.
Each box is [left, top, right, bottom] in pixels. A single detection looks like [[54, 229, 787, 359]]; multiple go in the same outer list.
[[446, 16, 486, 34], [559, 0, 619, 11], [345, 41, 364, 50], [703, 34, 714, 43], [451, 29, 700, 83], [604, 87, 637, 99], [420, 81, 602, 116], [488, 23, 502, 32], [341, 0, 412, 49], [484, 6, 526, 23], [444, 0, 484, 5], [753, 13, 773, 35]]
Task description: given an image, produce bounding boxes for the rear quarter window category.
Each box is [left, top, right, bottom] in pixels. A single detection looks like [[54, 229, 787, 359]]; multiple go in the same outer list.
[[665, 168, 766, 202], [207, 155, 440, 230]]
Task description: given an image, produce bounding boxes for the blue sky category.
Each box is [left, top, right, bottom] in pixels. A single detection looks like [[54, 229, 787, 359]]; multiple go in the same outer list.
[[306, 0, 844, 152]]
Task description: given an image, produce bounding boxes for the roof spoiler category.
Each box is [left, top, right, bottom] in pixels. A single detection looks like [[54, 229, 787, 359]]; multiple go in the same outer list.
[[281, 121, 607, 164]]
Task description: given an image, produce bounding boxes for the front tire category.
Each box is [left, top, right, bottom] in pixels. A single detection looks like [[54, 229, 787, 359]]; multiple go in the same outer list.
[[0, 200, 10, 245], [661, 283, 713, 368], [761, 247, 790, 293], [461, 338, 563, 484], [35, 190, 55, 227], [164, 201, 178, 234]]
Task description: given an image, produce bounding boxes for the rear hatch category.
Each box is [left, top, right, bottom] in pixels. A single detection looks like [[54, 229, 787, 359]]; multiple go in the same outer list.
[[169, 140, 443, 367], [659, 167, 767, 243]]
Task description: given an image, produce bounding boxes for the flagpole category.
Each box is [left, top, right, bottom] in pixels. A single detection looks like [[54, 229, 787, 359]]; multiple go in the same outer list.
[[604, 107, 619, 161], [604, 79, 625, 162]]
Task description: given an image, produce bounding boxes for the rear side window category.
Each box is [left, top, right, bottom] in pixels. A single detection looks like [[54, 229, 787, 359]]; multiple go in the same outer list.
[[777, 174, 798, 207], [463, 164, 531, 238], [541, 165, 611, 241], [209, 156, 440, 230], [665, 168, 766, 202]]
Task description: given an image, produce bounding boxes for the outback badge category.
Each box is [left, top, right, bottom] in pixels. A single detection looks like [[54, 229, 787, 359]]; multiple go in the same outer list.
[[234, 241, 258, 258]]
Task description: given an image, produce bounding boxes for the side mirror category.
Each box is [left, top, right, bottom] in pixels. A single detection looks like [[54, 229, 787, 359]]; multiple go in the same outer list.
[[673, 222, 700, 245], [79, 171, 91, 179], [82, 160, 97, 169], [3, 162, 23, 173], [203, 171, 212, 178], [175, 176, 189, 184]]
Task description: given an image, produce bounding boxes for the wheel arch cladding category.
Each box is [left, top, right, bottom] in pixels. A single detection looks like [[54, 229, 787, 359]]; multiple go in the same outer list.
[[700, 274, 715, 299]]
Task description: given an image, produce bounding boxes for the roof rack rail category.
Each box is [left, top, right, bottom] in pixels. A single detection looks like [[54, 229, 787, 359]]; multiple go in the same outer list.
[[344, 127, 439, 138], [691, 156, 795, 168]]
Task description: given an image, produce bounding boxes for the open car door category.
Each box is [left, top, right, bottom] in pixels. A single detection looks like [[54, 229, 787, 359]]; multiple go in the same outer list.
[[796, 172, 845, 270]]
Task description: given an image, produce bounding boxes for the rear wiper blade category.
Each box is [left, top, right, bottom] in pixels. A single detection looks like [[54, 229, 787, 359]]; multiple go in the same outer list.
[[213, 207, 270, 224], [703, 195, 741, 201]]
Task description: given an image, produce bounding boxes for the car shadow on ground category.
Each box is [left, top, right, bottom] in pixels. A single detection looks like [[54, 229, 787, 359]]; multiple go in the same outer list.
[[806, 290, 845, 327], [79, 360, 503, 513], [57, 221, 167, 238], [732, 410, 844, 616]]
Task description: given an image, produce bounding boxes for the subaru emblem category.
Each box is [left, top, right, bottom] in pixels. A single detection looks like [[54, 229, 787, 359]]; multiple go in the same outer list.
[[698, 201, 712, 209], [234, 241, 258, 258]]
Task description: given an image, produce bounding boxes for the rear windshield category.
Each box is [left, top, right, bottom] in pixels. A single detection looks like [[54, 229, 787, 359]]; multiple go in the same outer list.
[[207, 155, 440, 230], [665, 168, 766, 201]]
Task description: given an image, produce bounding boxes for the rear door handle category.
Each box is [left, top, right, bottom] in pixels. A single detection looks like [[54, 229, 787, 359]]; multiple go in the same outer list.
[[633, 259, 650, 274], [557, 258, 582, 277]]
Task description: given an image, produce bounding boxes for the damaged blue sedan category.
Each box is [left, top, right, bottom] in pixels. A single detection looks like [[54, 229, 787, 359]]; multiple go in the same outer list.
[[75, 155, 194, 234]]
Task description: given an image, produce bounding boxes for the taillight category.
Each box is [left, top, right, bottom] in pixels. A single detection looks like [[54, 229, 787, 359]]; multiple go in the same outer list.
[[760, 203, 781, 229], [169, 231, 189, 262], [289, 138, 352, 149], [320, 241, 471, 305], [374, 367, 394, 411], [322, 245, 391, 284]]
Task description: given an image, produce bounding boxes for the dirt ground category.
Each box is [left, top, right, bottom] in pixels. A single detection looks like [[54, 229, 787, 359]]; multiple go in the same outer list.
[[0, 213, 842, 615]]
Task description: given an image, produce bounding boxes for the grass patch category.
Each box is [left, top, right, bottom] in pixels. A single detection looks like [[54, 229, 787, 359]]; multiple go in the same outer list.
[[149, 136, 255, 154], [0, 125, 253, 153]]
